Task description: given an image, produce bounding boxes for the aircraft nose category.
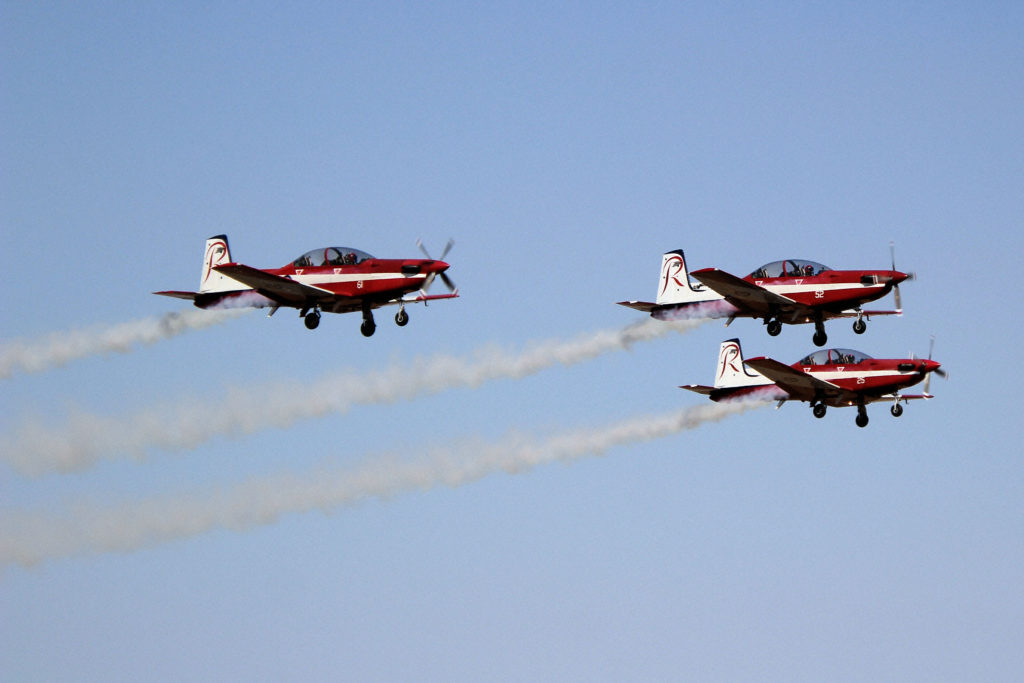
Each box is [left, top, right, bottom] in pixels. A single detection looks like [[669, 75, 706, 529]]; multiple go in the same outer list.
[[924, 359, 942, 373], [431, 260, 450, 273]]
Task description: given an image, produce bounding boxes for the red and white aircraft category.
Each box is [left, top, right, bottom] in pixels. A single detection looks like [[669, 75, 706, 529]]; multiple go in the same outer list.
[[618, 248, 911, 346], [681, 338, 945, 427], [156, 235, 458, 336]]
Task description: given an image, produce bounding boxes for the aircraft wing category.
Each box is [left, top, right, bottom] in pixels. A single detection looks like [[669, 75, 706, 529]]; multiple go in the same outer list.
[[742, 357, 848, 403], [830, 308, 903, 318], [398, 291, 460, 304], [213, 264, 334, 305], [616, 300, 659, 313], [689, 268, 796, 315]]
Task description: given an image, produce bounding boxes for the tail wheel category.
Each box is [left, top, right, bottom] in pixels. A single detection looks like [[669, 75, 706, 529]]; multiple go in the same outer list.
[[304, 311, 321, 330], [891, 403, 904, 417], [812, 403, 827, 418], [395, 309, 409, 326], [766, 319, 782, 336]]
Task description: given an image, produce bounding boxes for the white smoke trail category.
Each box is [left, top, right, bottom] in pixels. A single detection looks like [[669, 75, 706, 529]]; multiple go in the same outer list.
[[0, 309, 246, 379], [0, 401, 760, 567], [1, 318, 708, 476]]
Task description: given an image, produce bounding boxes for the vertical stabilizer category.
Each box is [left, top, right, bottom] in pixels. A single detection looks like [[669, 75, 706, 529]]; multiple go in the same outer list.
[[655, 250, 709, 305], [199, 235, 247, 293], [714, 338, 771, 389]]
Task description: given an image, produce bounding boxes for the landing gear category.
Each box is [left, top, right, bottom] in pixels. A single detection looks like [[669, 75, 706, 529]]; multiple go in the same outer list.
[[766, 319, 782, 337], [812, 319, 827, 347], [855, 404, 869, 428], [395, 307, 409, 327], [360, 308, 376, 337], [891, 403, 904, 418], [812, 403, 827, 418], [303, 310, 321, 330], [853, 317, 867, 335]]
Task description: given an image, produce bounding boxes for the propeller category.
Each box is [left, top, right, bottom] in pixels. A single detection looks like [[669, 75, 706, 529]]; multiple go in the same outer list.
[[920, 335, 948, 395], [416, 238, 457, 292], [889, 241, 916, 312]]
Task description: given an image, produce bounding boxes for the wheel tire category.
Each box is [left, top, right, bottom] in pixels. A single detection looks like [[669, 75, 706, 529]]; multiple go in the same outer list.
[[856, 413, 869, 428], [853, 319, 867, 334], [813, 403, 827, 418], [395, 310, 409, 326], [360, 320, 376, 337], [813, 330, 827, 347], [304, 312, 320, 330], [891, 403, 904, 417], [767, 320, 782, 336]]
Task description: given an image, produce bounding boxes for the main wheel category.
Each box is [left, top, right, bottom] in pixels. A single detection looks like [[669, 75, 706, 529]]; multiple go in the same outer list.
[[304, 312, 320, 330], [890, 403, 904, 417], [856, 413, 869, 428], [813, 403, 827, 418], [360, 319, 376, 337], [766, 320, 782, 336], [853, 318, 867, 334], [812, 330, 827, 346], [395, 309, 409, 326]]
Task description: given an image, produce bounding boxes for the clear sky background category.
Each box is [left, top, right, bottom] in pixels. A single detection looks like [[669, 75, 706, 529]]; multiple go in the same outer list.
[[2, 2, 1022, 680]]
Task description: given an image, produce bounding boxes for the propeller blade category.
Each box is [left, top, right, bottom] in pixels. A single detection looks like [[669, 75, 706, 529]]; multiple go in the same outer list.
[[416, 239, 431, 260], [934, 367, 948, 379], [439, 271, 456, 292], [890, 240, 896, 271], [439, 238, 454, 262], [421, 272, 437, 293], [894, 283, 902, 311]]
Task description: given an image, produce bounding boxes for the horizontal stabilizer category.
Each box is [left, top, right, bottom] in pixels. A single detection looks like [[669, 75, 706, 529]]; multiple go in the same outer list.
[[616, 300, 658, 313], [154, 290, 198, 301], [679, 384, 715, 395]]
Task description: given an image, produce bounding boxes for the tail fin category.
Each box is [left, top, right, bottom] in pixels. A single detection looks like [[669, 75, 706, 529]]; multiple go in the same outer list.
[[199, 235, 247, 293], [655, 250, 709, 305], [714, 338, 771, 389]]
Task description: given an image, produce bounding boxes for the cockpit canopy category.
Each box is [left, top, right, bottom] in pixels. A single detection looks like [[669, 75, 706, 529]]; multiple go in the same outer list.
[[798, 348, 873, 366], [292, 247, 375, 268], [748, 259, 831, 279]]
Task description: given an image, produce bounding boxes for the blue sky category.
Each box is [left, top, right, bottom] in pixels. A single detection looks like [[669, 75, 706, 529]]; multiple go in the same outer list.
[[2, 2, 1022, 680]]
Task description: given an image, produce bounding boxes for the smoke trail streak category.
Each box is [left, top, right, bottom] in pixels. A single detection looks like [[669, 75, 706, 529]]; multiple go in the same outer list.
[[0, 309, 245, 380], [0, 401, 759, 567], [1, 318, 707, 476]]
